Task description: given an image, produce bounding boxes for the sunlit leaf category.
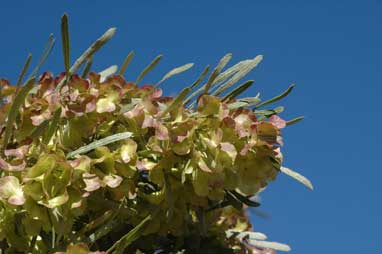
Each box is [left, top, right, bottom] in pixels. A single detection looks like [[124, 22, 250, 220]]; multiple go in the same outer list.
[[156, 63, 194, 87], [55, 27, 117, 92], [280, 166, 313, 190], [66, 131, 133, 158], [108, 214, 153, 253], [99, 65, 118, 82]]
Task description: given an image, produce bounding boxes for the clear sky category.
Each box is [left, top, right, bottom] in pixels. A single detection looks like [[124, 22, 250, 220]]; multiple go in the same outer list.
[[1, 1, 381, 253]]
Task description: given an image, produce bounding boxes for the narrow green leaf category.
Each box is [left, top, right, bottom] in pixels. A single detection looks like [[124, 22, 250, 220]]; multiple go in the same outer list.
[[164, 175, 174, 219], [29, 34, 55, 78], [81, 57, 93, 78], [108, 214, 152, 254], [156, 63, 194, 87], [70, 28, 116, 74], [212, 59, 252, 86], [280, 166, 314, 190], [61, 13, 70, 75], [183, 66, 211, 104], [89, 217, 120, 243], [204, 53, 232, 93], [158, 87, 190, 117], [225, 191, 243, 210], [274, 106, 284, 114], [42, 108, 62, 145], [56, 27, 117, 92], [135, 55, 162, 85], [222, 80, 254, 101], [99, 65, 118, 82], [227, 101, 248, 110], [15, 53, 32, 93], [78, 210, 114, 235], [3, 78, 36, 149], [213, 55, 263, 96], [29, 120, 49, 139], [118, 51, 135, 75], [190, 65, 210, 90], [286, 116, 304, 126], [66, 131, 133, 158], [255, 84, 295, 109], [229, 190, 260, 207]]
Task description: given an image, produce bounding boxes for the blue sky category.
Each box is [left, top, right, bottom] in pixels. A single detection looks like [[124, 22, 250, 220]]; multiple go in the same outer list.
[[1, 1, 381, 253]]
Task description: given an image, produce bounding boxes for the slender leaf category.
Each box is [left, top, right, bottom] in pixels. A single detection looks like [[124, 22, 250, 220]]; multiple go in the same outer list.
[[158, 87, 190, 117], [89, 216, 120, 243], [29, 34, 55, 78], [246, 239, 291, 252], [78, 210, 114, 235], [212, 59, 252, 86], [286, 116, 304, 126], [136, 55, 162, 85], [190, 65, 210, 90], [118, 51, 135, 75], [164, 175, 174, 219], [29, 120, 49, 139], [156, 63, 194, 87], [107, 214, 152, 254], [213, 55, 263, 96], [70, 28, 116, 74], [3, 78, 35, 149], [227, 101, 248, 110], [225, 191, 243, 210], [61, 13, 70, 76], [56, 27, 117, 92], [81, 57, 93, 78], [255, 84, 295, 109], [204, 53, 232, 93], [15, 53, 32, 93], [229, 190, 260, 207], [280, 166, 313, 190], [42, 108, 62, 145], [99, 65, 118, 82], [222, 80, 254, 101], [66, 131, 133, 158], [183, 66, 211, 104], [226, 230, 267, 241]]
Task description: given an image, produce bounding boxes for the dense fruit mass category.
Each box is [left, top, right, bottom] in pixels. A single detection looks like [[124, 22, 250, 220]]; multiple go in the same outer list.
[[0, 72, 287, 253], [0, 14, 312, 254]]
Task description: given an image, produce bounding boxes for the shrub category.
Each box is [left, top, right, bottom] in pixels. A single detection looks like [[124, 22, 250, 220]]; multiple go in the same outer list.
[[0, 14, 312, 254]]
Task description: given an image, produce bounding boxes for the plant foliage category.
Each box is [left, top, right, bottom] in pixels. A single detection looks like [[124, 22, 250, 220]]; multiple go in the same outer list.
[[0, 14, 312, 254]]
